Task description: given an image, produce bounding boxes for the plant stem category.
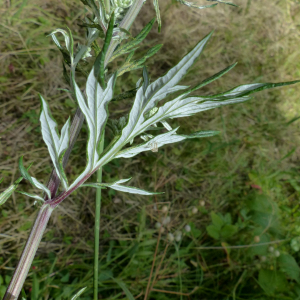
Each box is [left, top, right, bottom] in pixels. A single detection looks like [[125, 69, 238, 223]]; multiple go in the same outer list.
[[4, 2, 146, 299], [94, 134, 105, 300], [3, 204, 53, 300]]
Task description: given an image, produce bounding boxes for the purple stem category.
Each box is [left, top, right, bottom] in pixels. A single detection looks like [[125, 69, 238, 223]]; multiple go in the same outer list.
[[3, 204, 54, 300]]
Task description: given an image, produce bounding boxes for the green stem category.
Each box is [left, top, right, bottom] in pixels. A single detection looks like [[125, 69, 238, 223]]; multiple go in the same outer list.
[[94, 134, 105, 300]]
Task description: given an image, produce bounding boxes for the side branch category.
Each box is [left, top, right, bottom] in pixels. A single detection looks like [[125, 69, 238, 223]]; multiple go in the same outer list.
[[46, 0, 145, 199]]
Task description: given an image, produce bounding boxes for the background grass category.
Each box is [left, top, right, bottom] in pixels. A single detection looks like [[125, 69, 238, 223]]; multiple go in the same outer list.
[[1, 0, 300, 299]]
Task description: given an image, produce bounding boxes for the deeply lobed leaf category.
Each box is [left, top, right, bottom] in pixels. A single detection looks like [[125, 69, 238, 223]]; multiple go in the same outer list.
[[70, 70, 115, 189]]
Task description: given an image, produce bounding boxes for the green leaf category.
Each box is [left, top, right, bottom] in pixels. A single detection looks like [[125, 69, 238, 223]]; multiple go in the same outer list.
[[117, 44, 163, 77], [0, 164, 35, 206], [109, 18, 156, 62], [78, 21, 105, 38], [48, 28, 74, 64], [206, 225, 220, 240], [278, 253, 300, 283], [83, 178, 163, 196], [71, 287, 87, 300], [203, 80, 300, 100], [17, 191, 44, 203], [258, 269, 287, 295], [189, 63, 237, 93], [153, 0, 162, 32], [247, 194, 278, 215], [220, 224, 238, 239], [223, 212, 232, 224], [118, 27, 133, 38], [0, 176, 23, 206], [189, 222, 202, 238], [85, 0, 104, 23], [74, 44, 92, 65], [111, 88, 137, 102], [18, 156, 51, 199], [183, 130, 220, 139], [211, 212, 224, 230], [94, 11, 115, 88], [19, 156, 35, 187]]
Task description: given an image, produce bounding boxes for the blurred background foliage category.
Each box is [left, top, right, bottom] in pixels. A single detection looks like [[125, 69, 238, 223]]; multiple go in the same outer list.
[[1, 0, 300, 299]]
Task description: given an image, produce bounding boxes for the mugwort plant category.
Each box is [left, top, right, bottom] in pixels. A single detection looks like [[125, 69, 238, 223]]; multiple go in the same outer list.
[[1, 0, 299, 299]]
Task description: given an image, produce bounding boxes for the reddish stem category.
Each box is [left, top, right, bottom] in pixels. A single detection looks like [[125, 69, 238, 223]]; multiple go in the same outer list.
[[3, 204, 53, 300]]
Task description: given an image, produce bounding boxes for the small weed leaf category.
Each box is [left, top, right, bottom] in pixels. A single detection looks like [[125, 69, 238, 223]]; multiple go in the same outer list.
[[207, 212, 238, 240], [211, 212, 224, 230], [0, 162, 36, 206], [18, 157, 51, 199], [83, 178, 163, 195], [117, 44, 163, 77], [188, 63, 237, 93], [278, 253, 300, 283], [48, 28, 74, 64], [16, 191, 44, 203], [0, 176, 23, 206], [202, 80, 300, 100], [258, 269, 287, 295], [109, 18, 156, 62]]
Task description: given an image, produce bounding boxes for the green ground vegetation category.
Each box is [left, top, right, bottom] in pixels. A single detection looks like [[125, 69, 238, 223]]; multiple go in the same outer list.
[[1, 0, 300, 299]]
